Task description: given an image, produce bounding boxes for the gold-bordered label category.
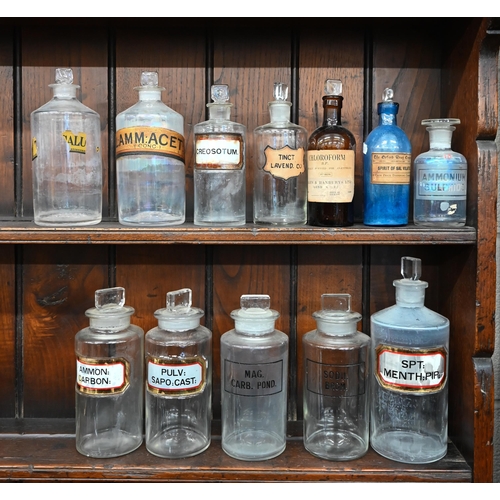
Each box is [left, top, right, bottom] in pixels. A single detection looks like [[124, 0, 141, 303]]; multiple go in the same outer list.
[[262, 145, 305, 180], [116, 126, 185, 162], [307, 149, 355, 203], [375, 344, 447, 394], [147, 356, 207, 397], [62, 130, 87, 154], [195, 133, 244, 169], [76, 357, 130, 395], [371, 152, 411, 184]]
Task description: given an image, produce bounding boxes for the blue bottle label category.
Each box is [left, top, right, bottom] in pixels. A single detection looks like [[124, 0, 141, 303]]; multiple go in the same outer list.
[[371, 153, 411, 184]]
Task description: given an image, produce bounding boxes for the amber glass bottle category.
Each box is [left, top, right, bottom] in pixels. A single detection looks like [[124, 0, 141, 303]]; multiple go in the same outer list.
[[307, 79, 355, 226]]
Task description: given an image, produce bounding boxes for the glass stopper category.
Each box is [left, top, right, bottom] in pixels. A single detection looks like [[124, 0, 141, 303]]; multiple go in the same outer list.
[[273, 82, 288, 101], [401, 256, 421, 281], [55, 68, 73, 85], [166, 288, 192, 312], [140, 71, 159, 87], [95, 287, 125, 309], [240, 294, 270, 311], [382, 88, 394, 102], [321, 293, 351, 312], [211, 84, 230, 104], [324, 79, 342, 96], [421, 118, 461, 129]]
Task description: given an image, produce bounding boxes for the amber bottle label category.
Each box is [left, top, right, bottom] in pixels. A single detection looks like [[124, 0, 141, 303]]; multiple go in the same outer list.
[[305, 359, 366, 398], [307, 150, 355, 203], [195, 133, 244, 169], [147, 356, 206, 397], [116, 126, 185, 162], [262, 145, 305, 180], [76, 357, 129, 395], [223, 359, 284, 397], [370, 152, 411, 184], [376, 345, 447, 394]]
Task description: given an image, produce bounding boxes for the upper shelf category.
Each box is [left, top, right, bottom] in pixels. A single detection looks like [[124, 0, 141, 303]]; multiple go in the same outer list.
[[0, 221, 477, 245]]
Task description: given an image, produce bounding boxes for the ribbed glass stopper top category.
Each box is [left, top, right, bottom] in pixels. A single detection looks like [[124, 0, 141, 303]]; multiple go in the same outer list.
[[55, 68, 73, 84], [95, 287, 125, 309], [140, 71, 159, 87], [401, 256, 421, 280], [325, 79, 342, 96], [211, 84, 230, 104], [166, 288, 192, 313], [273, 82, 288, 101]]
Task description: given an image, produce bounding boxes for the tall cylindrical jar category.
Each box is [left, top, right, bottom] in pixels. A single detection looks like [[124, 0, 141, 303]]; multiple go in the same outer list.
[[145, 288, 212, 458], [116, 71, 185, 226], [220, 294, 288, 461], [193, 84, 246, 226], [31, 68, 102, 226], [75, 287, 144, 458], [253, 82, 308, 225], [370, 256, 449, 464], [303, 294, 370, 461]]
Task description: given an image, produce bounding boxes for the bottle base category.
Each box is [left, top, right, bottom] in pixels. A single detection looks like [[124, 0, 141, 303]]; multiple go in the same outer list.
[[414, 220, 465, 228], [35, 210, 101, 226], [76, 429, 142, 458], [119, 211, 185, 226], [194, 218, 246, 227], [304, 429, 368, 461], [146, 428, 210, 458], [370, 430, 447, 464], [254, 218, 306, 227], [222, 430, 285, 461]]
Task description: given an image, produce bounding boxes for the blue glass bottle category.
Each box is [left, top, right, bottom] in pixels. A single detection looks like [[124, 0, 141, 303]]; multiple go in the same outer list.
[[363, 88, 411, 225]]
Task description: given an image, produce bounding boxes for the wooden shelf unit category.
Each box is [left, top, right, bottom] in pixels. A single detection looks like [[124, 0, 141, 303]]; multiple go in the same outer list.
[[0, 17, 497, 482]]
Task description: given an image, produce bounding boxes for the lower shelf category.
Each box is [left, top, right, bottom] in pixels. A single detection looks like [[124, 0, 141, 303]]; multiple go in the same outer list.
[[0, 419, 471, 482]]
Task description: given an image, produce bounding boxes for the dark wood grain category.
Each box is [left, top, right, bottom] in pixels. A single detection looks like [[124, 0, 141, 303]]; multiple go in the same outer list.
[[22, 245, 108, 417]]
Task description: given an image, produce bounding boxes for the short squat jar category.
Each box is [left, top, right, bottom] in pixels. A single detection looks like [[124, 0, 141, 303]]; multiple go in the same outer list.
[[75, 287, 144, 458], [145, 288, 212, 458], [303, 294, 370, 460], [220, 294, 288, 461]]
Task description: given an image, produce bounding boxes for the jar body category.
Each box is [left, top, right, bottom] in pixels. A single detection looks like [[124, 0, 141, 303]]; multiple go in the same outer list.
[[220, 328, 288, 460], [253, 123, 308, 225], [363, 123, 411, 226], [413, 150, 467, 227], [75, 324, 144, 458], [193, 121, 246, 226], [302, 329, 370, 460], [116, 100, 185, 226], [145, 325, 212, 458], [31, 98, 102, 226], [370, 304, 449, 464]]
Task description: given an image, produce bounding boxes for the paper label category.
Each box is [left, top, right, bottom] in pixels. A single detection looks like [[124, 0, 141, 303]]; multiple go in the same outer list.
[[307, 150, 355, 203], [262, 145, 305, 180], [62, 130, 87, 154], [147, 357, 206, 396], [195, 133, 243, 169], [116, 126, 185, 162], [76, 357, 129, 395], [370, 152, 411, 184], [376, 345, 447, 393]]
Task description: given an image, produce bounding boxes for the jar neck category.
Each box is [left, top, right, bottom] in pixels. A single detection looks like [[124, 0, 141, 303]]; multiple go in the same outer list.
[[323, 96, 342, 126], [377, 101, 398, 126], [208, 103, 232, 121]]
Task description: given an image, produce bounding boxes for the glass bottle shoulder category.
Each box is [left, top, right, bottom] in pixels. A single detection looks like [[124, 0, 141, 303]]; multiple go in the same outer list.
[[303, 329, 370, 349], [32, 97, 100, 117], [254, 120, 307, 134], [75, 324, 144, 344], [365, 124, 411, 151], [221, 328, 288, 348], [414, 149, 467, 165], [116, 100, 184, 132], [371, 303, 449, 330], [194, 118, 246, 135], [308, 125, 356, 150], [145, 325, 212, 346]]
